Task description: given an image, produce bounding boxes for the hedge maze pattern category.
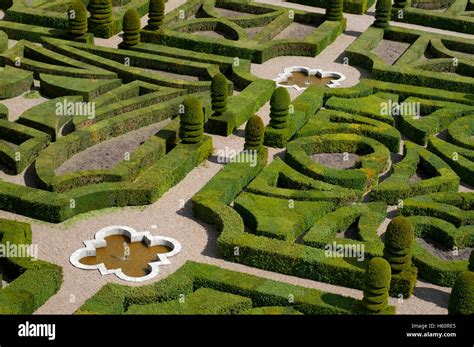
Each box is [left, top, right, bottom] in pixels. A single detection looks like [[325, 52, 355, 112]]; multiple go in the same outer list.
[[0, 0, 473, 315]]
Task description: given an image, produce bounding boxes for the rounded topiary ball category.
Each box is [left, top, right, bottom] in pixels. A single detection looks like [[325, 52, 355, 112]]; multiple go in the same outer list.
[[244, 115, 264, 152], [448, 271, 474, 315], [122, 9, 141, 46], [211, 73, 228, 116], [365, 257, 392, 289], [68, 0, 88, 37], [385, 216, 414, 250]]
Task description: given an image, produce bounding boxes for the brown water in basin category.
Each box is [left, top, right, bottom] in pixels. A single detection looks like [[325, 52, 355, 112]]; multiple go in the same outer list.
[[279, 71, 333, 88], [79, 234, 171, 278]]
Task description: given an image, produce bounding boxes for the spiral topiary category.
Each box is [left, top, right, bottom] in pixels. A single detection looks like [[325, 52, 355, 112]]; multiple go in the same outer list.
[[68, 0, 88, 37], [89, 0, 112, 25], [179, 96, 204, 144], [373, 0, 392, 28], [325, 0, 344, 21], [269, 87, 291, 130], [211, 73, 228, 116], [122, 9, 141, 47], [244, 115, 264, 152], [148, 0, 165, 30], [363, 257, 391, 313], [383, 216, 414, 274], [448, 271, 474, 314]]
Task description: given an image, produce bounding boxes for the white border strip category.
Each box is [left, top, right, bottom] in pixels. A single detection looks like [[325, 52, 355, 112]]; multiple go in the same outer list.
[[70, 225, 182, 283]]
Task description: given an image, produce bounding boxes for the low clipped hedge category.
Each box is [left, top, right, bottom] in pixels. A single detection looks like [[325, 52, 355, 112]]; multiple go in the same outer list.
[[286, 133, 390, 192], [246, 157, 362, 205], [287, 0, 375, 14], [0, 31, 7, 54], [0, 66, 33, 99], [0, 219, 62, 314], [447, 115, 474, 151], [0, 120, 50, 174], [371, 141, 460, 204], [78, 261, 362, 315]]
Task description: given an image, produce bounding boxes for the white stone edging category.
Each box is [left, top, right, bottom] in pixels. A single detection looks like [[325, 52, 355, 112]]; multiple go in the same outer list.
[[274, 66, 346, 90], [69, 225, 181, 283]]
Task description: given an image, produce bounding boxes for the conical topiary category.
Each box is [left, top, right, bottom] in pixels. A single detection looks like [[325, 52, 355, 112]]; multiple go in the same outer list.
[[68, 0, 88, 37], [448, 271, 474, 314], [179, 96, 204, 144], [325, 0, 344, 21], [211, 73, 228, 116], [269, 87, 291, 130], [89, 0, 112, 25], [373, 0, 392, 28], [244, 115, 264, 152], [383, 216, 414, 274], [148, 0, 165, 30], [363, 257, 391, 313], [122, 9, 141, 47]]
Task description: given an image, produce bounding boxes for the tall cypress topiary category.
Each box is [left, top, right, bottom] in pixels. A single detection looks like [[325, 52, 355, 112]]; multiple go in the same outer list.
[[148, 0, 165, 30], [179, 96, 204, 144], [325, 0, 344, 21], [448, 271, 474, 314], [211, 73, 228, 116], [68, 0, 88, 37], [363, 257, 391, 313], [89, 0, 112, 25], [122, 9, 141, 47], [269, 87, 290, 130], [373, 0, 392, 28], [244, 115, 264, 152], [383, 216, 414, 274]]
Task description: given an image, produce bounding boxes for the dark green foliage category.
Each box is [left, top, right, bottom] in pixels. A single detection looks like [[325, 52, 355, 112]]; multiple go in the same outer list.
[[448, 271, 474, 314], [244, 115, 264, 152], [89, 0, 113, 25], [363, 257, 391, 312], [180, 96, 204, 144], [469, 250, 474, 272], [269, 87, 291, 130], [326, 0, 344, 21], [393, 0, 407, 8], [211, 73, 228, 116], [373, 0, 392, 28], [122, 9, 141, 47], [68, 0, 88, 37], [148, 0, 165, 30], [384, 216, 414, 273]]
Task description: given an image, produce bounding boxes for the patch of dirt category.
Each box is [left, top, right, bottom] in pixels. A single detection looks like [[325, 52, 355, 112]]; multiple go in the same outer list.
[[55, 121, 169, 175], [311, 153, 360, 170], [214, 7, 249, 17], [372, 40, 411, 65], [244, 26, 265, 39], [417, 237, 473, 261], [273, 22, 316, 40]]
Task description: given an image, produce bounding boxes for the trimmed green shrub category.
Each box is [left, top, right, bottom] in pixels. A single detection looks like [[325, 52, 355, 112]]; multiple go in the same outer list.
[[373, 0, 392, 28], [363, 257, 391, 312], [122, 9, 141, 47], [393, 0, 407, 7], [211, 73, 228, 117], [148, 0, 165, 30], [326, 0, 344, 21], [244, 115, 264, 152], [68, 0, 88, 37], [469, 250, 474, 272], [384, 216, 414, 273], [269, 87, 291, 130], [89, 0, 113, 25], [448, 271, 474, 314], [179, 96, 204, 144]]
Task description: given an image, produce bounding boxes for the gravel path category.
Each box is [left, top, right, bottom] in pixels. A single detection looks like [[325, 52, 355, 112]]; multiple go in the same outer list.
[[373, 40, 411, 65], [311, 153, 360, 169], [273, 22, 316, 40]]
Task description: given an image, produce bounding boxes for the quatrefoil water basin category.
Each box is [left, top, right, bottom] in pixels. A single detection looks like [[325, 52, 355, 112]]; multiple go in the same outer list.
[[275, 66, 346, 90], [70, 226, 181, 282]]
